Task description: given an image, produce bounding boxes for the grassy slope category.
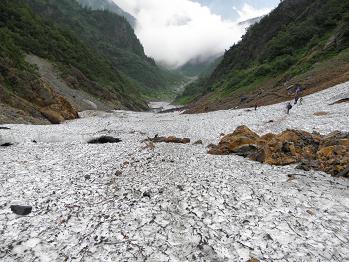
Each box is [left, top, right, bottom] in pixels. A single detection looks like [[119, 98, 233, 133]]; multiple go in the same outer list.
[[174, 57, 223, 105], [180, 0, 349, 111]]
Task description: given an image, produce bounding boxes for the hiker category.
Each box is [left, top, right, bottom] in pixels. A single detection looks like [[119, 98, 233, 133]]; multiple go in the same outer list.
[[294, 84, 303, 104], [294, 95, 300, 105], [254, 103, 258, 111], [299, 97, 303, 105], [295, 84, 303, 96], [286, 102, 292, 114]]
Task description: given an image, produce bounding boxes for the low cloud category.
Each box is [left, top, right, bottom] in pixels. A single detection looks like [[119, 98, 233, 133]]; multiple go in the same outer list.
[[113, 0, 273, 68], [234, 3, 273, 22]]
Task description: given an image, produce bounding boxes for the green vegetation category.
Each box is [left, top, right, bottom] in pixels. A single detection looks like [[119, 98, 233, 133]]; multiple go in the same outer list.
[[25, 0, 183, 98], [177, 0, 349, 106], [77, 0, 136, 27], [174, 78, 208, 105], [178, 56, 223, 77], [0, 0, 147, 111], [175, 56, 223, 104]]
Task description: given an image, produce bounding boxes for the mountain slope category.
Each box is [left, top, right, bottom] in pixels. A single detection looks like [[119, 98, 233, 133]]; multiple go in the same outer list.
[[0, 0, 147, 124], [25, 0, 182, 99], [183, 0, 349, 113], [76, 0, 136, 27]]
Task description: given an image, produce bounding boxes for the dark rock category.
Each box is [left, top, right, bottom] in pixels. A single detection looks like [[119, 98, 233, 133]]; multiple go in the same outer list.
[[267, 120, 274, 123], [335, 165, 349, 178], [263, 233, 273, 241], [281, 142, 293, 153], [1, 143, 13, 147], [115, 170, 122, 176], [177, 185, 184, 191], [88, 136, 122, 144], [84, 175, 91, 180], [32, 140, 37, 143], [193, 140, 203, 145], [0, 127, 11, 130], [10, 205, 32, 215], [296, 160, 320, 171], [240, 96, 248, 103], [233, 144, 259, 157], [143, 191, 151, 198], [330, 98, 349, 105]]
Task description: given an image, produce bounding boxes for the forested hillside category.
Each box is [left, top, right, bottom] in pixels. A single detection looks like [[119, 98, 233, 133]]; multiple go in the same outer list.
[[0, 0, 148, 124], [180, 0, 349, 113], [25, 0, 181, 98], [77, 0, 136, 27]]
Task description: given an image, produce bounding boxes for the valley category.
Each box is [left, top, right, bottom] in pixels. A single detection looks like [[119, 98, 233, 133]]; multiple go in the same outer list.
[[1, 82, 348, 261], [0, 0, 348, 261]]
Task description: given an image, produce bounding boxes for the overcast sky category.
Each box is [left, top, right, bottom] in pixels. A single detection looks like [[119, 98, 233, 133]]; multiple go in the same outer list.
[[113, 0, 279, 68], [193, 0, 279, 20]]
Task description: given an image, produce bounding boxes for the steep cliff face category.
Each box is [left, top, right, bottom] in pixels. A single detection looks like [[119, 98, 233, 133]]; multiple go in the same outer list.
[[183, 0, 349, 113]]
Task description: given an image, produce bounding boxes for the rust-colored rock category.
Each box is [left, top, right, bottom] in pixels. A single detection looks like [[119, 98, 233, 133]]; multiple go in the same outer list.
[[209, 125, 349, 177], [247, 259, 260, 262], [314, 111, 329, 116], [208, 125, 259, 155], [232, 125, 259, 140], [40, 108, 65, 124], [146, 135, 190, 144]]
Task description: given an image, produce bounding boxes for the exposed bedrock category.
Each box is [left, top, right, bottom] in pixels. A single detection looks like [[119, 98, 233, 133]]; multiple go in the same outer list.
[[208, 125, 349, 177]]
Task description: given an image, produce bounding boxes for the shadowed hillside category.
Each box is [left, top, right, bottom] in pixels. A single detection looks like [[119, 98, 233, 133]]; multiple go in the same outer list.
[[76, 0, 136, 27], [25, 0, 183, 99], [0, 0, 148, 124]]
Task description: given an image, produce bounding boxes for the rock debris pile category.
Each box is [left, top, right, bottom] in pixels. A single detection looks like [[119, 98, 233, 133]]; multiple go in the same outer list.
[[209, 125, 349, 177]]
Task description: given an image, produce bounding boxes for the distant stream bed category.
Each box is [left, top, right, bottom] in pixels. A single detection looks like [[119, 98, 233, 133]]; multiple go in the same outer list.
[[148, 101, 182, 113]]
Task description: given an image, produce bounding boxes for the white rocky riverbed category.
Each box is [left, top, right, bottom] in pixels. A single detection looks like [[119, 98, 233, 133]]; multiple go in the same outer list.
[[0, 82, 349, 261]]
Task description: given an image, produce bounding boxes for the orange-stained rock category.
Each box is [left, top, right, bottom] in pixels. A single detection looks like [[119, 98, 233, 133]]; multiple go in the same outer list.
[[220, 136, 256, 152], [147, 136, 190, 144], [33, 79, 78, 124], [210, 125, 260, 155], [40, 108, 65, 124], [208, 125, 349, 177], [232, 125, 260, 140], [260, 133, 276, 141], [247, 259, 260, 262]]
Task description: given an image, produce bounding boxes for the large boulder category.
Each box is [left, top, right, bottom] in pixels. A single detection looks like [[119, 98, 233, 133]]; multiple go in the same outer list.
[[209, 126, 349, 177], [208, 126, 259, 155], [40, 108, 65, 124]]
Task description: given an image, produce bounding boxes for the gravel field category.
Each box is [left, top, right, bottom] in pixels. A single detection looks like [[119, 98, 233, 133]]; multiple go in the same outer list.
[[0, 82, 348, 261]]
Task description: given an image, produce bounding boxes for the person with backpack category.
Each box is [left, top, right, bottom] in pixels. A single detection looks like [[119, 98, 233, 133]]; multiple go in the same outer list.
[[286, 102, 292, 114], [294, 84, 303, 104]]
